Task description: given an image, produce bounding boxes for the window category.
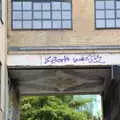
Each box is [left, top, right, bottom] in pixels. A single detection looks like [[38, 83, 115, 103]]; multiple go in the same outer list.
[[12, 0, 72, 30], [95, 0, 120, 29]]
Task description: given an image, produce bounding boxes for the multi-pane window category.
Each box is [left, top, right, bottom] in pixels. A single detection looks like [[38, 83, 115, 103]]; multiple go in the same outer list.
[[95, 0, 120, 28], [12, 0, 72, 30]]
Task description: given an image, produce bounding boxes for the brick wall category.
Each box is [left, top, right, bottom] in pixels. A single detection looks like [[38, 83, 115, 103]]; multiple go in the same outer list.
[[8, 0, 120, 49]]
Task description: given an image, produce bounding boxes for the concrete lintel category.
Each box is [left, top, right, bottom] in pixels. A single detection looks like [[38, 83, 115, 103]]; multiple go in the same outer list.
[[7, 53, 120, 67]]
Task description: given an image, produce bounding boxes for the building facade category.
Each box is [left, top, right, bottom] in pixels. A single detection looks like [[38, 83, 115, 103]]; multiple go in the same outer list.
[[0, 0, 120, 120]]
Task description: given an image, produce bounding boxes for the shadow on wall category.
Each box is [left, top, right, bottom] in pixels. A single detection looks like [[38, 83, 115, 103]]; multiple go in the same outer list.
[[7, 79, 20, 120]]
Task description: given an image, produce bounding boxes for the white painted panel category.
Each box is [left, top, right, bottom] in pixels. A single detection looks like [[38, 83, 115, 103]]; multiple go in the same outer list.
[[7, 54, 120, 66], [7, 55, 42, 66]]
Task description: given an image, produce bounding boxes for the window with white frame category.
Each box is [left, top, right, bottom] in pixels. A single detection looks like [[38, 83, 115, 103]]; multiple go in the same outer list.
[[12, 0, 72, 30], [95, 0, 120, 28]]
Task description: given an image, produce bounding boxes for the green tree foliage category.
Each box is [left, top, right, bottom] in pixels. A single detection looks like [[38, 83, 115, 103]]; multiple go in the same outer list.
[[20, 95, 94, 120]]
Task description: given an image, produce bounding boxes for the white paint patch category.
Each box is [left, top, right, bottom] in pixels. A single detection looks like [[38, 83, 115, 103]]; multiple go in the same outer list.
[[7, 54, 120, 66]]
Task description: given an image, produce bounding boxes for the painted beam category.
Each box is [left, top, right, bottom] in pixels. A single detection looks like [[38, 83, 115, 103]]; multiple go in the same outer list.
[[7, 54, 120, 67]]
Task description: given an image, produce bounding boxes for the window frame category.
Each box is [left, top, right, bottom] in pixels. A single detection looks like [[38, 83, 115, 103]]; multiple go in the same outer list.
[[11, 0, 73, 30], [95, 0, 120, 29]]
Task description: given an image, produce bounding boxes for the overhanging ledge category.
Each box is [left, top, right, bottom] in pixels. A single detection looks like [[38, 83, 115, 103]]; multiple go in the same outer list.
[[8, 46, 120, 51]]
